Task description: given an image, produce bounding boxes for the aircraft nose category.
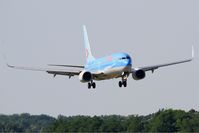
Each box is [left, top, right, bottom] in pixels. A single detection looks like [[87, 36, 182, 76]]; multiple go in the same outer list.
[[123, 59, 131, 66], [126, 58, 132, 65]]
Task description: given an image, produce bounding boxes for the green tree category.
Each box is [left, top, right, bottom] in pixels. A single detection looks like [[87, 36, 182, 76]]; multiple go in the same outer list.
[[146, 109, 178, 132], [126, 115, 143, 132], [99, 115, 125, 132], [1, 109, 199, 132], [176, 109, 199, 132]]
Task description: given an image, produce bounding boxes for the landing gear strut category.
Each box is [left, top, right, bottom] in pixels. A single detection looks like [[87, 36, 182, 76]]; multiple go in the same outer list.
[[88, 81, 96, 89]]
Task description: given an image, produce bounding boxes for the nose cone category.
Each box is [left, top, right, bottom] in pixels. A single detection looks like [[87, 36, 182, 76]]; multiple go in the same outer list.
[[122, 57, 132, 72], [120, 53, 132, 66], [124, 55, 132, 66], [121, 57, 132, 67]]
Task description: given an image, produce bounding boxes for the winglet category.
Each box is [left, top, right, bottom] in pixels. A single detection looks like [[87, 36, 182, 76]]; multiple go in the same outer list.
[[192, 46, 194, 59], [3, 52, 13, 68], [1, 41, 8, 66], [2, 53, 10, 67], [1, 41, 13, 68]]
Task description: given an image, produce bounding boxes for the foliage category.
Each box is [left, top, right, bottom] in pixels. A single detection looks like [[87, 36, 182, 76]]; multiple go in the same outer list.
[[0, 109, 199, 132], [0, 113, 55, 132]]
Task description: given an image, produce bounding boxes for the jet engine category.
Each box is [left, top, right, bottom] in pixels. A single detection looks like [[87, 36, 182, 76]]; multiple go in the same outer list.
[[132, 69, 146, 80], [79, 71, 92, 82]]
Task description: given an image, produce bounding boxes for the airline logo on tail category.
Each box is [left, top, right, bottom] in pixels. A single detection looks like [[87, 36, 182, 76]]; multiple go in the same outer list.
[[83, 25, 95, 64], [85, 49, 89, 58]]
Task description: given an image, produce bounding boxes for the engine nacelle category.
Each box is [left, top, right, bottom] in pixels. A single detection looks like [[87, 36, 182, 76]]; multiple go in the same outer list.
[[132, 69, 146, 80], [79, 71, 92, 82]]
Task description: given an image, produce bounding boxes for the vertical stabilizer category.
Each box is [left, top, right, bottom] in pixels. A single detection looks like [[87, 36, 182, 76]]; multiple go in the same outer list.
[[83, 25, 95, 64]]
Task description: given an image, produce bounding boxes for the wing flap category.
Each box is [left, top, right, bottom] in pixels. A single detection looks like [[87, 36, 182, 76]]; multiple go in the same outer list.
[[47, 71, 79, 77]]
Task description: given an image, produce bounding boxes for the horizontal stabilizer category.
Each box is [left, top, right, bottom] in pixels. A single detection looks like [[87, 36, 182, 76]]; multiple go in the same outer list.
[[48, 64, 84, 68]]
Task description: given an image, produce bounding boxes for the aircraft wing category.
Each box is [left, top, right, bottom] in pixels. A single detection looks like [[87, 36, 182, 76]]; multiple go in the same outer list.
[[136, 58, 193, 73], [133, 46, 194, 73], [6, 63, 82, 77]]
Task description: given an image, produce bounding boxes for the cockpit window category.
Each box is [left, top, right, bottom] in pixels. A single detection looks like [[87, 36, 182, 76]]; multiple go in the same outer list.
[[119, 56, 131, 60], [126, 56, 130, 59]]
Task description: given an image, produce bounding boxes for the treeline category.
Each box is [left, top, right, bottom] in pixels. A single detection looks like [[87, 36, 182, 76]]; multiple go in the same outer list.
[[0, 109, 199, 132], [0, 113, 55, 132]]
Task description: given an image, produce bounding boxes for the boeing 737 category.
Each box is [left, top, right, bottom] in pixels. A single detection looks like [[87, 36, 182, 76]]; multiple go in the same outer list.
[[6, 25, 194, 89]]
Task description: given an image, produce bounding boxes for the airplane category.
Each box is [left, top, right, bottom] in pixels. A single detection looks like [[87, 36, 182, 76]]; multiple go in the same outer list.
[[5, 25, 194, 89]]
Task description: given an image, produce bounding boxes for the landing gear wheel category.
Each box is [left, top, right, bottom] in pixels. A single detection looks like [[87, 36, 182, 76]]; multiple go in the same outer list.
[[119, 79, 127, 88], [119, 81, 122, 87], [88, 81, 96, 89], [92, 82, 96, 89], [123, 81, 127, 87], [88, 83, 91, 89]]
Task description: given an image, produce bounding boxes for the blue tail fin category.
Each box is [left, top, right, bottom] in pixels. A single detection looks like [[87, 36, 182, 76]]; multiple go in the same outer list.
[[83, 25, 95, 64]]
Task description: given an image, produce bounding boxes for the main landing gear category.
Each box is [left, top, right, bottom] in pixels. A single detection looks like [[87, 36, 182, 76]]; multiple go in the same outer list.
[[88, 81, 96, 89], [119, 76, 128, 87], [118, 80, 127, 87]]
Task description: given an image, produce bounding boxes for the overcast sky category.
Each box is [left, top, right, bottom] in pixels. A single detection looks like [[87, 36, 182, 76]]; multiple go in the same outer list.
[[0, 0, 198, 117]]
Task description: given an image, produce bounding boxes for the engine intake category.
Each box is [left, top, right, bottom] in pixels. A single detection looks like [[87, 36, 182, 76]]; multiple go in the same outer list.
[[79, 71, 92, 82], [132, 69, 146, 80]]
